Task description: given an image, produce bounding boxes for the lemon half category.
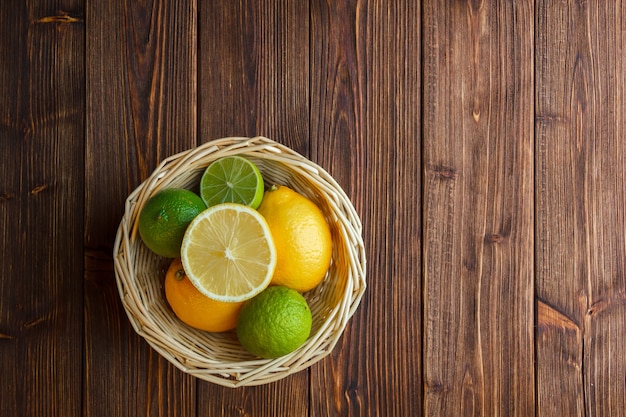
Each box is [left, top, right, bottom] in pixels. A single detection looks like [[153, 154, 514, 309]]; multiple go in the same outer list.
[[181, 203, 276, 302]]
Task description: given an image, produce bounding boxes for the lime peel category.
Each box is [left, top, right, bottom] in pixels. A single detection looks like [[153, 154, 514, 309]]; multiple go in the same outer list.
[[236, 286, 312, 358]]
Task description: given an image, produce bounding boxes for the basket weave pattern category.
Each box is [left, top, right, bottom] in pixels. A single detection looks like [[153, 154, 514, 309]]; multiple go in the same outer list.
[[113, 136, 366, 387]]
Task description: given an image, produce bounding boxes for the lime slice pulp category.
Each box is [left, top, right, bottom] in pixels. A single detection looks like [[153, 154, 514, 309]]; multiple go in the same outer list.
[[200, 155, 265, 209]]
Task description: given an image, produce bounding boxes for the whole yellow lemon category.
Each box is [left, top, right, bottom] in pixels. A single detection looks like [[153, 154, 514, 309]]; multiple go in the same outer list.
[[257, 185, 333, 292]]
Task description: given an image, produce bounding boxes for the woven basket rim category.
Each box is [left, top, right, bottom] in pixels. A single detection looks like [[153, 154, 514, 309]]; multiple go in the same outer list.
[[113, 136, 366, 387]]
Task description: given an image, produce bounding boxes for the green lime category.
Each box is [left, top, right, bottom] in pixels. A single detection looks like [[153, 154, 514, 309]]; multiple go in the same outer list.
[[138, 188, 206, 258], [236, 286, 312, 359], [200, 156, 265, 209]]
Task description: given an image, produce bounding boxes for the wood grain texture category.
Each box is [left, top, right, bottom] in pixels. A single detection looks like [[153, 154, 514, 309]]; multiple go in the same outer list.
[[84, 1, 197, 416], [422, 1, 535, 415], [198, 0, 310, 153], [536, 300, 584, 416], [309, 0, 422, 415], [197, 1, 311, 415], [0, 1, 84, 416], [535, 1, 626, 415], [3, 1, 626, 415]]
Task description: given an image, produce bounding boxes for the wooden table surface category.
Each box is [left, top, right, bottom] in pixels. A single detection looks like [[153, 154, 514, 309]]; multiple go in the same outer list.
[[1, 1, 625, 416]]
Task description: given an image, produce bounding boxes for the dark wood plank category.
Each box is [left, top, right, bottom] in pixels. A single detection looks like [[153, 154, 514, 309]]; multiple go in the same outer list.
[[198, 0, 310, 151], [0, 1, 84, 416], [84, 0, 197, 415], [309, 0, 422, 415], [534, 2, 587, 414], [422, 1, 535, 415], [197, 1, 311, 413], [536, 300, 585, 416], [535, 1, 626, 415]]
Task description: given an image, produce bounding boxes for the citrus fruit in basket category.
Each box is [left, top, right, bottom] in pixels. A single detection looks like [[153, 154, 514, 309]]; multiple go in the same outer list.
[[164, 258, 243, 332], [200, 155, 265, 209], [236, 285, 312, 358], [257, 185, 333, 292], [138, 188, 207, 258], [180, 203, 276, 302]]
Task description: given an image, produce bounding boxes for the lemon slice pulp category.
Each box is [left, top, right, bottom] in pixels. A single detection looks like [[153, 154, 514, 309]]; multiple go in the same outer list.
[[181, 203, 276, 302]]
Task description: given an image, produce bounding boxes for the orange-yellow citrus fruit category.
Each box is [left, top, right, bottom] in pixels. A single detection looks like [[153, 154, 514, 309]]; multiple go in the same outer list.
[[256, 185, 333, 292], [164, 258, 243, 332]]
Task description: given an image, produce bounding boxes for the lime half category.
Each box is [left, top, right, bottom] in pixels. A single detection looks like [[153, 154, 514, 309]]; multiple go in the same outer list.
[[200, 156, 265, 209]]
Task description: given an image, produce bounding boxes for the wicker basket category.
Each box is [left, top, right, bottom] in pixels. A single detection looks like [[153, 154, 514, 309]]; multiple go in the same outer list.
[[113, 136, 366, 387]]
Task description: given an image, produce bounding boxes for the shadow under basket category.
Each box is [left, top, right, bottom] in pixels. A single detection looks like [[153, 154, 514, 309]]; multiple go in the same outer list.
[[113, 136, 367, 387]]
